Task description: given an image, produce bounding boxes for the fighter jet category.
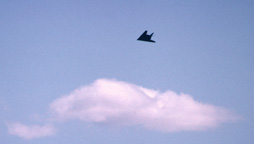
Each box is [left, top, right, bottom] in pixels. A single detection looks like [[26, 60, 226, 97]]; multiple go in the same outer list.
[[137, 30, 155, 43]]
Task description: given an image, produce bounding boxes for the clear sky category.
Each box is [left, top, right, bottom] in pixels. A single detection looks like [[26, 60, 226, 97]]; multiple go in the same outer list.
[[1, 0, 254, 144]]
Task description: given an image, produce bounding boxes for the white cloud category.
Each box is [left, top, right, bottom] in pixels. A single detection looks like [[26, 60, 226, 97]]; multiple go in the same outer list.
[[50, 78, 237, 132], [7, 123, 56, 140]]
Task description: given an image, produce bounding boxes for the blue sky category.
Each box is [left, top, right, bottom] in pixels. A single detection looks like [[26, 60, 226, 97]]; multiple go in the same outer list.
[[1, 0, 254, 144]]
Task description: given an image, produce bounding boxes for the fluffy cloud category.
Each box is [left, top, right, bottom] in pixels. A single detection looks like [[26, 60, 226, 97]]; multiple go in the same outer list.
[[7, 123, 56, 139], [50, 78, 237, 132]]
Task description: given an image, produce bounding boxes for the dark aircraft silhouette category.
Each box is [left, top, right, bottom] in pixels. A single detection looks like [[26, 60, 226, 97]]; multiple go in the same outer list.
[[137, 30, 155, 43]]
